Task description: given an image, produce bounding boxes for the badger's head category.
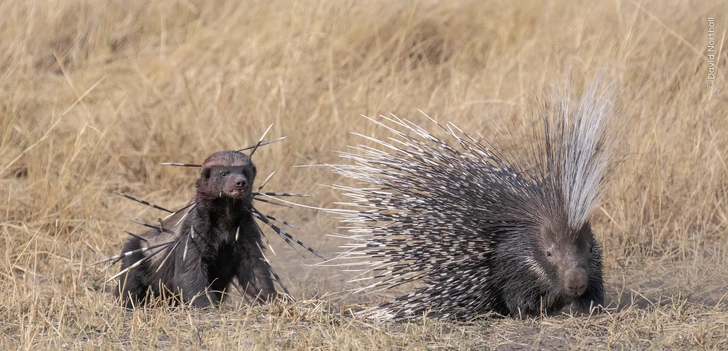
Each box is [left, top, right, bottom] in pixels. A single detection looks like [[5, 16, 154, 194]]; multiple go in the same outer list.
[[196, 151, 257, 204]]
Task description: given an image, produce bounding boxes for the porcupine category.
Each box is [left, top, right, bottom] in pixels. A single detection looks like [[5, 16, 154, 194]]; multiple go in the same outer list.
[[329, 80, 615, 321], [93, 133, 325, 308]]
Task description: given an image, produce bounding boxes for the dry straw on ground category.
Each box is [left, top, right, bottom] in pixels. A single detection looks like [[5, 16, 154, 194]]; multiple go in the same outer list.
[[0, 0, 726, 349]]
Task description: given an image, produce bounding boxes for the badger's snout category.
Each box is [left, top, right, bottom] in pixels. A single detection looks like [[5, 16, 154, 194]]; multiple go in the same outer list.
[[563, 268, 588, 297], [224, 174, 251, 199], [232, 175, 248, 189]]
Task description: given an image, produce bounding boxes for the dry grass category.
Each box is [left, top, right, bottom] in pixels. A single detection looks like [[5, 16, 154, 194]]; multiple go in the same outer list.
[[1, 0, 727, 349]]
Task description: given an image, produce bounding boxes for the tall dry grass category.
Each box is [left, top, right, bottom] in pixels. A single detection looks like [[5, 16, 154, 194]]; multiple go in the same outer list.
[[0, 0, 726, 349]]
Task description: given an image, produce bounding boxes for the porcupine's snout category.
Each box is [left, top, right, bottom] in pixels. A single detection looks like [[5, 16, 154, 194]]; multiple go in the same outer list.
[[563, 267, 588, 297]]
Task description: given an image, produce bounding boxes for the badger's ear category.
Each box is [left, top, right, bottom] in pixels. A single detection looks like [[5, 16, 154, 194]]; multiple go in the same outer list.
[[201, 167, 211, 180]]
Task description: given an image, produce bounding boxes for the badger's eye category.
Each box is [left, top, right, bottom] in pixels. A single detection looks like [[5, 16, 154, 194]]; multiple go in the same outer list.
[[219, 171, 229, 178], [546, 251, 552, 257]]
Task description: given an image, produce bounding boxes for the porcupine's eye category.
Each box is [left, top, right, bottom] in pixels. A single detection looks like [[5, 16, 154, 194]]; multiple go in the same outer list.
[[546, 251, 552, 257]]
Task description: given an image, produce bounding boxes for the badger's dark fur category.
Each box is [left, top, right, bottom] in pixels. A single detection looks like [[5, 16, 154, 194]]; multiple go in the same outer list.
[[115, 151, 277, 307], [329, 80, 614, 320], [95, 141, 326, 308]]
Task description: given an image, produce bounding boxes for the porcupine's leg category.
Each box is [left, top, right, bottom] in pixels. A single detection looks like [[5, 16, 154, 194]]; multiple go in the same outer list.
[[573, 244, 604, 314], [504, 295, 540, 319], [573, 276, 604, 314]]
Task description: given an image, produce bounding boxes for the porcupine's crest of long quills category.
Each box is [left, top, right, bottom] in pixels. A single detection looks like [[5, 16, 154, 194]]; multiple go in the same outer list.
[[92, 126, 325, 298], [327, 81, 615, 320]]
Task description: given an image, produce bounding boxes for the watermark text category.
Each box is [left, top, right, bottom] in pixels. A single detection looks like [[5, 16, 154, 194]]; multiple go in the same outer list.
[[707, 18, 715, 90]]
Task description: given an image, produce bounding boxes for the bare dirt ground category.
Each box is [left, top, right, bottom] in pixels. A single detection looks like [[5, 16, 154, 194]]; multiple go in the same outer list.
[[1, 0, 727, 349]]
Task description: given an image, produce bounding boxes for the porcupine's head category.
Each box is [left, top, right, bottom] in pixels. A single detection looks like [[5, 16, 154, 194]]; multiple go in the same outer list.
[[528, 210, 600, 301], [196, 150, 257, 204], [508, 82, 611, 308]]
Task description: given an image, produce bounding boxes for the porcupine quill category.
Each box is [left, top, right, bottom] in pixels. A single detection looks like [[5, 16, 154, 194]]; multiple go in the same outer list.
[[325, 79, 616, 321]]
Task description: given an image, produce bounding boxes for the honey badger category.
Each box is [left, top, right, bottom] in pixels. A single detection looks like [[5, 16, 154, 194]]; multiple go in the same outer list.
[[97, 147, 324, 308]]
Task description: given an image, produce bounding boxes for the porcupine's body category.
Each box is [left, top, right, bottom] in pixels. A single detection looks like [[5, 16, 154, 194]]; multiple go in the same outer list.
[[116, 151, 276, 307], [330, 81, 614, 320]]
